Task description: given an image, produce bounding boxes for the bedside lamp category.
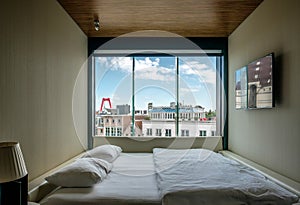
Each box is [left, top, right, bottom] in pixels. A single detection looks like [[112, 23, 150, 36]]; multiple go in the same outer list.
[[0, 142, 28, 205]]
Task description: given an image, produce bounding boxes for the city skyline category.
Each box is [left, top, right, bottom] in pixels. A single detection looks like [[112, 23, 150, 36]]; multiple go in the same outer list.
[[95, 56, 217, 111]]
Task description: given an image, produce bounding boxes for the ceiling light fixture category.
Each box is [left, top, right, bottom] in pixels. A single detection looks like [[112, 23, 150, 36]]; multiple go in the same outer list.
[[94, 19, 100, 31]]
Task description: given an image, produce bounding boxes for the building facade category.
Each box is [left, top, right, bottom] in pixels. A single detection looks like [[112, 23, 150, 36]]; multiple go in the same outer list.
[[144, 102, 216, 137], [95, 102, 216, 137]]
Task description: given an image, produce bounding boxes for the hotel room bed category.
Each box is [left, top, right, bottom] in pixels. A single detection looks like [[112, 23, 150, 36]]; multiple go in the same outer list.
[[37, 146, 299, 205]]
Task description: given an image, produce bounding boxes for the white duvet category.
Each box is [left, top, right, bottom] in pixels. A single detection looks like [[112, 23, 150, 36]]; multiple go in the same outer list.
[[153, 148, 299, 205]]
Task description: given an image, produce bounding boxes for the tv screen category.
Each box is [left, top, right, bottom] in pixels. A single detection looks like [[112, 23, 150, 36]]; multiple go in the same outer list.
[[247, 53, 274, 109], [235, 53, 274, 110]]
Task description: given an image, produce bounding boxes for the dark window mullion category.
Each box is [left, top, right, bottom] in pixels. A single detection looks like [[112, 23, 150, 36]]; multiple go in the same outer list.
[[132, 57, 135, 136], [216, 56, 224, 137], [88, 55, 95, 149], [176, 57, 179, 137]]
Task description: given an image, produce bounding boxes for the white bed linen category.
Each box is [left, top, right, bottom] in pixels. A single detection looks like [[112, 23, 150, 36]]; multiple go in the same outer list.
[[40, 153, 160, 205], [153, 148, 299, 205]]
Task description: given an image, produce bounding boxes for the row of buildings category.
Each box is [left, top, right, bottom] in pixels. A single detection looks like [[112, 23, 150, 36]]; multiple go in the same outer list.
[[95, 102, 216, 137]]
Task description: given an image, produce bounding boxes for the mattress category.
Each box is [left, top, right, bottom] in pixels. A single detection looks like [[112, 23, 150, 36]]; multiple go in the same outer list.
[[39, 149, 299, 205], [39, 153, 161, 205]]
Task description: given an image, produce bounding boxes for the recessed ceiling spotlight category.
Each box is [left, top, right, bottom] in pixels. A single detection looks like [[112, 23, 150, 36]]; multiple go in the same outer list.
[[94, 19, 100, 31]]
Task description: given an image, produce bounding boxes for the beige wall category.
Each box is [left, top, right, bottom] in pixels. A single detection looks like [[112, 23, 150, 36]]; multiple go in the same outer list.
[[0, 0, 87, 181], [228, 0, 300, 182]]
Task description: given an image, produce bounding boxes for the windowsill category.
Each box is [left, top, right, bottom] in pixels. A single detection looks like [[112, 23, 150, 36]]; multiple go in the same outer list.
[[93, 136, 220, 138], [93, 136, 223, 153]]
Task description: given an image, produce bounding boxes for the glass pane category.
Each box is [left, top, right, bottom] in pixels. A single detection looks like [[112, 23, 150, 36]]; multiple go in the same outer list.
[[94, 57, 132, 137], [178, 56, 217, 137], [134, 57, 176, 137], [94, 55, 220, 138]]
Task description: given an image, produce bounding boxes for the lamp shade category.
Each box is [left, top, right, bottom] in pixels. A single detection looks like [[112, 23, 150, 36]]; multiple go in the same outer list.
[[0, 142, 27, 183]]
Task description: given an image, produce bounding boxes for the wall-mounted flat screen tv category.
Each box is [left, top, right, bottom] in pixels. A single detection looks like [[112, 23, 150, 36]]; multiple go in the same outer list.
[[235, 53, 274, 110], [247, 53, 274, 109]]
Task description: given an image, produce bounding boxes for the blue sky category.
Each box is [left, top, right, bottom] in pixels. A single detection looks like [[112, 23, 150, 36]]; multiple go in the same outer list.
[[95, 56, 217, 111]]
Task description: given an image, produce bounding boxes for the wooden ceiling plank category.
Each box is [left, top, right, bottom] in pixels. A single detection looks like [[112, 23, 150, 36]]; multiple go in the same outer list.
[[57, 0, 263, 37]]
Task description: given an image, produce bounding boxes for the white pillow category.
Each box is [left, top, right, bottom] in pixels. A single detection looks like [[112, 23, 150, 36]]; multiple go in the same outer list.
[[45, 158, 110, 187], [88, 157, 113, 173], [83, 145, 122, 162]]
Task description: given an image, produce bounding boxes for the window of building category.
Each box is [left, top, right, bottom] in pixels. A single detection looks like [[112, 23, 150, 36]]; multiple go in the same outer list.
[[146, 128, 152, 136], [181, 129, 190, 136], [165, 129, 171, 137], [105, 127, 110, 136], [156, 129, 162, 136], [111, 127, 116, 136], [199, 130, 207, 136], [117, 127, 122, 136]]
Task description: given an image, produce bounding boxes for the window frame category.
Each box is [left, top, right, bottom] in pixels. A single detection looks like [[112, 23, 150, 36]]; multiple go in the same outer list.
[[88, 37, 228, 150], [93, 55, 221, 137], [91, 54, 225, 139]]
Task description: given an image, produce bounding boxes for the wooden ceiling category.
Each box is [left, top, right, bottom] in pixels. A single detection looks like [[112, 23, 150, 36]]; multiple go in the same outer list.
[[57, 0, 263, 37]]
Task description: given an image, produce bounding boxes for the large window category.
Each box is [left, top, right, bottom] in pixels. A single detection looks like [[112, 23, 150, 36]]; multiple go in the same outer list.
[[92, 53, 224, 138]]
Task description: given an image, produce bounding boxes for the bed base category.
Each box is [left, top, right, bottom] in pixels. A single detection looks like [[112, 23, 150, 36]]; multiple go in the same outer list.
[[28, 137, 299, 203]]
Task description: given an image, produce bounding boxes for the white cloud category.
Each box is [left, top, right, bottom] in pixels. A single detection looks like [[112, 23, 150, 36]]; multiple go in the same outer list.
[[97, 56, 216, 85], [98, 57, 175, 82], [180, 87, 200, 93], [180, 59, 216, 84], [110, 57, 132, 72], [135, 57, 175, 81], [97, 57, 132, 73]]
